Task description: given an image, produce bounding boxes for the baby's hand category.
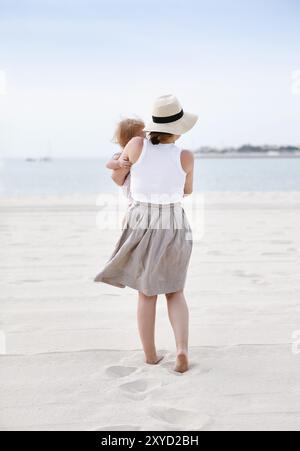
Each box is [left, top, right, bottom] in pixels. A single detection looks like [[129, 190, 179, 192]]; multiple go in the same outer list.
[[118, 156, 132, 169]]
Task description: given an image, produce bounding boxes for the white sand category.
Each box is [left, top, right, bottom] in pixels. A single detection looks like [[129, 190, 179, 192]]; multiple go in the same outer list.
[[0, 192, 300, 431]]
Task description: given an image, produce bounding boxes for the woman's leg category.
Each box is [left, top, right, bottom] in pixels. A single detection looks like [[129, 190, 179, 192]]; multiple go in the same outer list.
[[137, 292, 163, 365], [166, 291, 189, 373]]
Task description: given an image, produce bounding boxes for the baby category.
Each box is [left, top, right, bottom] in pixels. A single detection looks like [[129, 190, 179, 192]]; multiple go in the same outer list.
[[106, 119, 145, 205]]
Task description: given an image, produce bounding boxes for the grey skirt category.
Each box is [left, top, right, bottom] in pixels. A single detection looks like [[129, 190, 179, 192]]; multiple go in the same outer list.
[[94, 202, 193, 296]]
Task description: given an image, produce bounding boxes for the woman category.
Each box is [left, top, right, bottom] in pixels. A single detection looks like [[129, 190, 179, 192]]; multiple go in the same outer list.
[[95, 95, 198, 373]]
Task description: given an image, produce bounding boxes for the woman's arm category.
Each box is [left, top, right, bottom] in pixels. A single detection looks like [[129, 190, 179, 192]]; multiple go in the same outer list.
[[126, 136, 144, 163], [181, 150, 195, 195]]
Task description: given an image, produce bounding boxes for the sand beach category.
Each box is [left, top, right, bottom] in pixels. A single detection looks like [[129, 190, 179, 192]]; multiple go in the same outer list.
[[0, 192, 300, 431]]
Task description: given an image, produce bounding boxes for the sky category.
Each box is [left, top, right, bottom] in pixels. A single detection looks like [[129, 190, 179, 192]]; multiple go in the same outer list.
[[0, 0, 299, 158]]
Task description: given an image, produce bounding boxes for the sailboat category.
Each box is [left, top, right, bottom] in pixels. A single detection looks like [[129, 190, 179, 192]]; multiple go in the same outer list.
[[40, 141, 53, 162]]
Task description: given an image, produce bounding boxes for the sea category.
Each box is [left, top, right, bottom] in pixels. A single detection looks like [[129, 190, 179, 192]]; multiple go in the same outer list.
[[1, 157, 300, 197]]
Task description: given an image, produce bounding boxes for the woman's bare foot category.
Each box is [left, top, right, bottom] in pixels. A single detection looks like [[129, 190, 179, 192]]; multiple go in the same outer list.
[[175, 352, 189, 373], [145, 354, 164, 365]]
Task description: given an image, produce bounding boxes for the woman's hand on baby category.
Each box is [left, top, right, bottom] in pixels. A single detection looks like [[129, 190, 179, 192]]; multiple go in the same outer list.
[[118, 156, 132, 169]]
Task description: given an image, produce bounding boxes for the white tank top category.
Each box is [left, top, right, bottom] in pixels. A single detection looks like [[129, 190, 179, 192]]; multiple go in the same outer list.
[[130, 139, 186, 204]]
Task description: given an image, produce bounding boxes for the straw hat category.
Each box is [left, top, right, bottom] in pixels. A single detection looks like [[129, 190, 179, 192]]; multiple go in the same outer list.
[[144, 94, 198, 135]]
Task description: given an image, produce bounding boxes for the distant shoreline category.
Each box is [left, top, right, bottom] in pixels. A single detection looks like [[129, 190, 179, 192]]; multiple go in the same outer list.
[[2, 154, 300, 161], [194, 145, 300, 159], [194, 153, 300, 159]]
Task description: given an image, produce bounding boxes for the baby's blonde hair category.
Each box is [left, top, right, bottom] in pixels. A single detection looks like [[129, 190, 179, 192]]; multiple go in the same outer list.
[[113, 118, 145, 149]]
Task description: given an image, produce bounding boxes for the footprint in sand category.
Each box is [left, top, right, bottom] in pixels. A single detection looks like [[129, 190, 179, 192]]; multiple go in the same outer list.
[[120, 378, 161, 397], [206, 250, 224, 256], [261, 252, 286, 256], [234, 270, 261, 279], [252, 278, 266, 285], [17, 279, 42, 284], [234, 270, 266, 285], [269, 240, 292, 245], [149, 406, 211, 431], [286, 247, 298, 254], [105, 366, 137, 378]]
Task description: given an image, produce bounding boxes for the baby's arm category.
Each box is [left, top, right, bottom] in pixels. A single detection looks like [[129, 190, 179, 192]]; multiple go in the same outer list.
[[111, 137, 142, 186], [106, 152, 122, 170], [106, 152, 132, 171], [111, 149, 131, 186]]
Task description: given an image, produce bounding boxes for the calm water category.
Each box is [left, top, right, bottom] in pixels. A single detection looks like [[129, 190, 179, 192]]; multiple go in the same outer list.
[[1, 158, 300, 197]]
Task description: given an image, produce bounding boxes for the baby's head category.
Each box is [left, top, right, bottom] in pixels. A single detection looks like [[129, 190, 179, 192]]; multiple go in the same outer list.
[[113, 118, 145, 149]]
